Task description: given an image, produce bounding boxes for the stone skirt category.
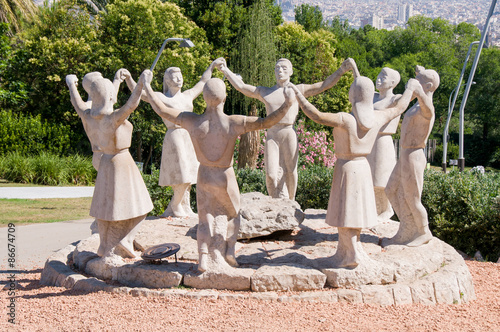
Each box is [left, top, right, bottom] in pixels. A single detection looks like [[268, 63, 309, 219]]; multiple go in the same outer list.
[[325, 157, 377, 229], [90, 150, 153, 221], [159, 128, 199, 186]]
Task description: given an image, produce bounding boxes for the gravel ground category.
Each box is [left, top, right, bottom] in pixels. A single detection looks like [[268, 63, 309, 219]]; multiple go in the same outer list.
[[1, 260, 499, 331]]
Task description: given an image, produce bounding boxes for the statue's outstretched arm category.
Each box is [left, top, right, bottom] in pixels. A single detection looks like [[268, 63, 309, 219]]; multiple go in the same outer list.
[[186, 59, 220, 99], [290, 84, 343, 127], [216, 58, 261, 100], [141, 70, 186, 126], [298, 58, 359, 97], [242, 86, 295, 132], [66, 75, 88, 117]]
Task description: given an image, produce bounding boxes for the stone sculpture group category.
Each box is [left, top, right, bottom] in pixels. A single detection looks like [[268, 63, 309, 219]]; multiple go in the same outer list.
[[67, 57, 439, 274]]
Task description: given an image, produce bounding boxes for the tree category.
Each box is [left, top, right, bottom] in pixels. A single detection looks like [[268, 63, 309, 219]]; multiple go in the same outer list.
[[294, 4, 323, 32], [99, 0, 212, 169], [0, 0, 38, 33], [5, 0, 213, 166], [466, 48, 500, 165], [230, 0, 277, 169], [0, 22, 27, 108], [171, 0, 282, 57], [276, 22, 351, 133], [5, 0, 105, 133]]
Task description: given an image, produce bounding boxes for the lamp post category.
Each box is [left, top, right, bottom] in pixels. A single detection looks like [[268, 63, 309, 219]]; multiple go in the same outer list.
[[442, 41, 479, 172], [150, 38, 195, 72], [456, 0, 497, 171]]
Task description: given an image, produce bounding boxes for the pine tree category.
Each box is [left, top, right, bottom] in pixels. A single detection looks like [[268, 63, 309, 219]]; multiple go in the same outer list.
[[231, 0, 277, 169]]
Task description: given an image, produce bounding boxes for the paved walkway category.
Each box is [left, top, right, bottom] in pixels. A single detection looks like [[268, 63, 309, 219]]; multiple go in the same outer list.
[[0, 186, 94, 199], [0, 186, 94, 271]]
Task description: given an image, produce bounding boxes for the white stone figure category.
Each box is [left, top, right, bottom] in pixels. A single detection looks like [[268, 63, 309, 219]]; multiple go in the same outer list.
[[66, 70, 153, 259], [82, 71, 132, 235], [217, 57, 356, 200], [385, 66, 440, 247], [366, 67, 402, 222], [291, 64, 419, 268], [124, 62, 217, 218], [141, 69, 294, 273], [79, 70, 128, 171]]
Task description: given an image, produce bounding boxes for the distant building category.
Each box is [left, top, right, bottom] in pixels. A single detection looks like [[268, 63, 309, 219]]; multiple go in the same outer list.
[[398, 3, 414, 23], [361, 14, 384, 29]]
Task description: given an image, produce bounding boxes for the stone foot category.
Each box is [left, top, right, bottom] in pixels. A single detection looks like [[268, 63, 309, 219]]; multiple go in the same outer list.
[[198, 253, 208, 273], [377, 206, 394, 223], [406, 228, 433, 247], [331, 252, 360, 268], [115, 241, 137, 259]]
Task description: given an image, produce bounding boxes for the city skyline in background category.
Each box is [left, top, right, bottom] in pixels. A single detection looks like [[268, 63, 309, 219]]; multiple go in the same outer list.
[[277, 0, 500, 45]]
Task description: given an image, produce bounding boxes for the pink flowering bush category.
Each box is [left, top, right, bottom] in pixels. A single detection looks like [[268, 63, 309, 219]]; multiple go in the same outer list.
[[296, 120, 336, 168], [234, 121, 336, 170]]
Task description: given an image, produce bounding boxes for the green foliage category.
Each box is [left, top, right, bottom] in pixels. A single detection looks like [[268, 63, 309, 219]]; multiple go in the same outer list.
[[0, 0, 39, 33], [228, 0, 277, 116], [296, 165, 333, 210], [172, 0, 282, 57], [5, 0, 105, 149], [0, 110, 72, 156], [434, 141, 459, 166], [0, 151, 96, 185], [276, 22, 351, 133], [0, 23, 28, 108], [99, 0, 212, 169], [294, 4, 324, 32], [423, 169, 500, 261], [236, 167, 267, 194], [142, 165, 197, 216]]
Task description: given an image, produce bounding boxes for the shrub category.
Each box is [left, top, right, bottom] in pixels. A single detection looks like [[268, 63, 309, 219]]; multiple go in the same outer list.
[[296, 120, 336, 169], [0, 110, 72, 156], [236, 167, 267, 194], [434, 141, 459, 166], [142, 165, 197, 216], [423, 169, 500, 261], [296, 165, 333, 210], [0, 151, 95, 185]]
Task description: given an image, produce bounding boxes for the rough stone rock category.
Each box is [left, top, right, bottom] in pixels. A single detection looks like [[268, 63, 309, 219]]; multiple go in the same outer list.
[[410, 280, 436, 305], [42, 211, 477, 305], [85, 256, 124, 280], [360, 285, 395, 306], [391, 284, 413, 305], [251, 264, 326, 292], [183, 268, 254, 291], [322, 258, 395, 288], [382, 237, 444, 282], [238, 192, 305, 239], [73, 234, 100, 270], [40, 244, 76, 287], [134, 217, 198, 261], [337, 289, 363, 303], [115, 261, 192, 288], [298, 291, 338, 303]]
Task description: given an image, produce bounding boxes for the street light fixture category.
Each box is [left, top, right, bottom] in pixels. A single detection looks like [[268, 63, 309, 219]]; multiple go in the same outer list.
[[456, 0, 497, 171], [442, 41, 479, 172], [150, 38, 195, 72]]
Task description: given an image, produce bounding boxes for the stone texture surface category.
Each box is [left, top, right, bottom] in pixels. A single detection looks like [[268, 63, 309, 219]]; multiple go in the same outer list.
[[43, 210, 476, 304], [238, 192, 305, 239], [184, 268, 254, 291], [72, 234, 100, 270], [251, 263, 326, 292], [115, 261, 192, 288]]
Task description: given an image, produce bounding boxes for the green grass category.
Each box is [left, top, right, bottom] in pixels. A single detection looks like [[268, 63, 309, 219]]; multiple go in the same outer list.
[[0, 197, 92, 226]]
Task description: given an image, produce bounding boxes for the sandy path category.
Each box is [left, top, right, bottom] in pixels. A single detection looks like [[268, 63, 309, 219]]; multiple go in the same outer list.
[[1, 260, 499, 331]]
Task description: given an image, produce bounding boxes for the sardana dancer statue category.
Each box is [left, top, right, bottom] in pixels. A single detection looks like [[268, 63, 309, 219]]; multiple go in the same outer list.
[[66, 70, 153, 259], [140, 68, 295, 273]]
